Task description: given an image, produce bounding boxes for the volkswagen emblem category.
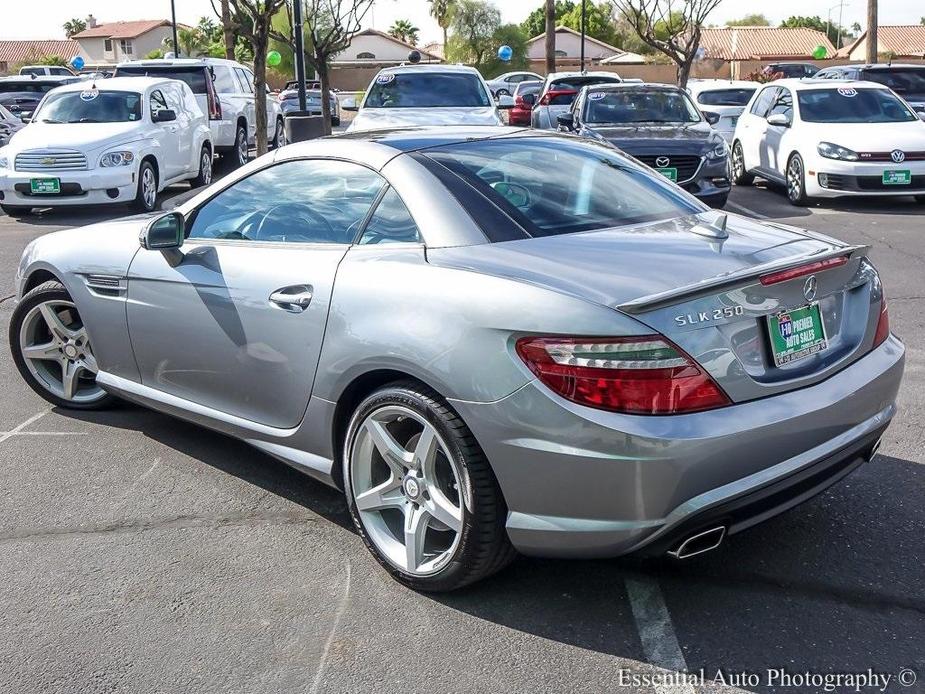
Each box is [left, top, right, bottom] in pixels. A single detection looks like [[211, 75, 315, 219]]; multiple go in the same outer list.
[[803, 276, 818, 302], [655, 156, 670, 167], [890, 149, 905, 163], [41, 157, 56, 165]]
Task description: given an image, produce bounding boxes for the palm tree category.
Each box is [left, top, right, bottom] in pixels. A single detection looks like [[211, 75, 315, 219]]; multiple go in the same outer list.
[[389, 19, 420, 46], [62, 18, 87, 38], [427, 0, 454, 48], [164, 27, 209, 57]]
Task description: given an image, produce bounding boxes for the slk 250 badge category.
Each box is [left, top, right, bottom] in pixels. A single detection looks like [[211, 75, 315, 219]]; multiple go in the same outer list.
[[675, 305, 745, 326]]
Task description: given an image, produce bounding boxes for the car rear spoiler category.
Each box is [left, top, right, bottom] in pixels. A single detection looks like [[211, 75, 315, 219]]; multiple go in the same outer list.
[[617, 244, 870, 314]]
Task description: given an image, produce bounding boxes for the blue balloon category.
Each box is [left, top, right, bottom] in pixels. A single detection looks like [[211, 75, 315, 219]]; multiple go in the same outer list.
[[498, 45, 513, 62], [71, 55, 85, 71]]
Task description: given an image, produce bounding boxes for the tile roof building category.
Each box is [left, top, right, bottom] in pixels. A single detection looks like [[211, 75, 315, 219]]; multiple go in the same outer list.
[[0, 40, 82, 74], [700, 27, 836, 61]]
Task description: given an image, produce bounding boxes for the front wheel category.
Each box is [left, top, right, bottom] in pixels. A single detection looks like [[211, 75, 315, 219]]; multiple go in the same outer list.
[[132, 160, 158, 212], [786, 153, 810, 206], [9, 281, 116, 410], [731, 141, 754, 186], [343, 382, 515, 592]]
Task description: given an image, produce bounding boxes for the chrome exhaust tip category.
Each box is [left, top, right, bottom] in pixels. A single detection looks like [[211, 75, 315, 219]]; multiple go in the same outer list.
[[668, 526, 726, 560]]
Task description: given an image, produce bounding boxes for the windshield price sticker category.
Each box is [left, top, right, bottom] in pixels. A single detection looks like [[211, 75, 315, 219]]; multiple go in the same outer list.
[[80, 90, 99, 101], [837, 87, 858, 98], [588, 92, 606, 101], [376, 73, 395, 85]]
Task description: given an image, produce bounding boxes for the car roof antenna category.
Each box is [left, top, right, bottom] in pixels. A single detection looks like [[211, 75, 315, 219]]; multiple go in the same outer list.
[[690, 211, 729, 240]]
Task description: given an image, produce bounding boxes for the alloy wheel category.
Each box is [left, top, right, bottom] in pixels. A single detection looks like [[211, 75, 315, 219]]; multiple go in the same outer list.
[[733, 144, 744, 178], [349, 405, 464, 576], [201, 149, 213, 185], [787, 157, 803, 202], [18, 299, 105, 403], [237, 128, 248, 165], [141, 167, 156, 210]]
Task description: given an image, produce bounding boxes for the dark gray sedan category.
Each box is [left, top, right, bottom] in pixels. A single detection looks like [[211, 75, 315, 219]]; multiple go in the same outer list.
[[557, 83, 732, 208]]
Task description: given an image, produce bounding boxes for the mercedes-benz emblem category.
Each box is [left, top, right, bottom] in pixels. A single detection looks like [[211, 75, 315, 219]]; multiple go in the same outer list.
[[891, 149, 905, 163], [655, 156, 670, 167], [803, 276, 818, 302]]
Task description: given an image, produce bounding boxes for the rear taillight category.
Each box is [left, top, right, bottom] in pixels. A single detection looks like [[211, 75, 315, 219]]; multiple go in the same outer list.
[[206, 80, 222, 120], [873, 295, 890, 347], [515, 336, 731, 415], [759, 256, 848, 286], [538, 89, 576, 106]]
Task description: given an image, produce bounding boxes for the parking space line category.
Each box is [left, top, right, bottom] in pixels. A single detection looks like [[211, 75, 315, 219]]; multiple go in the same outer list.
[[0, 411, 49, 444], [726, 201, 768, 219], [310, 560, 353, 694], [625, 576, 697, 694]]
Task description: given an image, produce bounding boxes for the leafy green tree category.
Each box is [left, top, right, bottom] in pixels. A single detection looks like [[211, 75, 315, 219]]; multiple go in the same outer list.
[[145, 48, 165, 59], [389, 19, 420, 45], [428, 0, 456, 47], [522, 1, 574, 38], [480, 24, 530, 76], [445, 0, 501, 67], [560, 2, 619, 45], [780, 15, 844, 47], [726, 13, 770, 26], [63, 18, 87, 38], [163, 27, 210, 57]]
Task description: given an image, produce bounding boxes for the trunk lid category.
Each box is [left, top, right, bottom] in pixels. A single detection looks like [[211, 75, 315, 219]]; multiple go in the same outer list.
[[428, 212, 878, 403]]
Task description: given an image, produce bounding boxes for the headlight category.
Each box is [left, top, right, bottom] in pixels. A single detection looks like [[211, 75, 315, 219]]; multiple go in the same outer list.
[[706, 139, 728, 159], [817, 142, 859, 161], [100, 151, 135, 167]]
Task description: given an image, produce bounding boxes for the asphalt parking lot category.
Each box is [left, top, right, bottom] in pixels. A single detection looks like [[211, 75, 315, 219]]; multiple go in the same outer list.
[[0, 177, 922, 693]]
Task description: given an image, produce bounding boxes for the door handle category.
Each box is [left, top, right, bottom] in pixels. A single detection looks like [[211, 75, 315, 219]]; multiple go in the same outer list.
[[269, 285, 313, 312]]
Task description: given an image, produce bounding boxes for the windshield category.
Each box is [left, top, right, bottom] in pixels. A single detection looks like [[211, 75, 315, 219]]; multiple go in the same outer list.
[[798, 88, 917, 123], [861, 68, 925, 95], [423, 138, 701, 237], [584, 89, 701, 124], [33, 90, 142, 123], [115, 66, 208, 93], [364, 72, 491, 108], [696, 88, 756, 106]]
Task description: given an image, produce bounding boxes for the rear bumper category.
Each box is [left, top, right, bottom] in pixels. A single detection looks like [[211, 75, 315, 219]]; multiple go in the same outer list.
[[450, 335, 904, 558]]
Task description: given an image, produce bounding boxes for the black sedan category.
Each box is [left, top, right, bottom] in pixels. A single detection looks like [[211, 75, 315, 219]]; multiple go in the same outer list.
[[556, 83, 731, 208]]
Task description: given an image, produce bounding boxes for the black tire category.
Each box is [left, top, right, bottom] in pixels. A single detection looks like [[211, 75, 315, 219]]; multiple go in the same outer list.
[[132, 160, 158, 212], [189, 144, 213, 188], [343, 381, 516, 592], [496, 89, 510, 97], [731, 140, 754, 186], [331, 116, 341, 127], [9, 280, 116, 410], [229, 123, 248, 167], [1, 204, 33, 217], [786, 153, 810, 206], [271, 118, 285, 149]]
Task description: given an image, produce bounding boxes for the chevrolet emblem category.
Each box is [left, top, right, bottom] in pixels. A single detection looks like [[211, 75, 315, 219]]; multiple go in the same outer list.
[[41, 157, 56, 165]]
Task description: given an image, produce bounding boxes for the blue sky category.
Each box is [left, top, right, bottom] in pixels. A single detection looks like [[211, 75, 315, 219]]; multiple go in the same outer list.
[[2, 0, 922, 44]]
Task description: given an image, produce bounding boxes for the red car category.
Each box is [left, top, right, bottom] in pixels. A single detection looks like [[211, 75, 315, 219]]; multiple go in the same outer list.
[[508, 80, 542, 126]]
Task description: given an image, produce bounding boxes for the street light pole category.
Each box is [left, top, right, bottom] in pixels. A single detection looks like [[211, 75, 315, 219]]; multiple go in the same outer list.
[[292, 0, 307, 111], [579, 0, 587, 71], [170, 0, 179, 57]]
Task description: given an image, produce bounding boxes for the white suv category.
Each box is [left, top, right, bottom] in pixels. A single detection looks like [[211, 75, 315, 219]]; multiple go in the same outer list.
[[0, 77, 212, 215], [732, 78, 925, 205], [115, 58, 282, 167]]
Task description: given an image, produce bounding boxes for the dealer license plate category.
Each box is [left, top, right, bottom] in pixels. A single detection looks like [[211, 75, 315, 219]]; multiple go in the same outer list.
[[655, 167, 678, 182], [767, 303, 827, 367], [882, 169, 911, 185], [30, 178, 60, 194]]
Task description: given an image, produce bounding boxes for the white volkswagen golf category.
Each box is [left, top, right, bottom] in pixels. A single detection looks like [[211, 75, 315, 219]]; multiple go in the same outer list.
[[0, 77, 212, 216], [731, 78, 925, 205]]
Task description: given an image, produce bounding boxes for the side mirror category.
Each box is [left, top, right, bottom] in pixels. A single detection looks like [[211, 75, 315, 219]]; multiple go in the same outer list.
[[152, 108, 177, 123], [140, 211, 184, 250], [521, 93, 537, 107], [497, 95, 515, 109], [20, 116, 31, 124], [341, 96, 358, 112], [556, 112, 575, 131], [703, 111, 720, 125], [766, 113, 791, 127]]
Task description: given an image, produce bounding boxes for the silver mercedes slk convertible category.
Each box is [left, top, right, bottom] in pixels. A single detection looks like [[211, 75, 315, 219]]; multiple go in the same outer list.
[[9, 127, 904, 591]]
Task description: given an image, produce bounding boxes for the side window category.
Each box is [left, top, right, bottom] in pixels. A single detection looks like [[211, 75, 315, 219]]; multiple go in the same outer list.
[[149, 90, 168, 118], [768, 88, 793, 120], [234, 67, 254, 94], [359, 188, 421, 245], [750, 87, 777, 117], [213, 66, 237, 93], [187, 159, 386, 244]]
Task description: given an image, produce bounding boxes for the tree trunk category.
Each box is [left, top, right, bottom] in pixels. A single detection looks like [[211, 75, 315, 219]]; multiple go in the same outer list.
[[545, 0, 556, 74], [677, 56, 693, 88], [253, 40, 269, 156], [442, 26, 448, 50], [221, 0, 235, 60], [865, 0, 877, 64], [317, 53, 332, 136]]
